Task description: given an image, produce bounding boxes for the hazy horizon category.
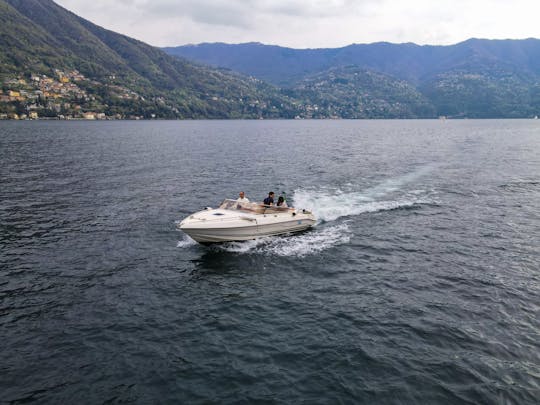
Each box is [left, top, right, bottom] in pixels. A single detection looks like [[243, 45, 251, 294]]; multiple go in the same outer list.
[[173, 37, 539, 50]]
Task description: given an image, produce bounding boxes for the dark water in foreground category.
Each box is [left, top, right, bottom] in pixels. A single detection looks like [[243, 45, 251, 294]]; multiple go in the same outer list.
[[1, 120, 539, 403]]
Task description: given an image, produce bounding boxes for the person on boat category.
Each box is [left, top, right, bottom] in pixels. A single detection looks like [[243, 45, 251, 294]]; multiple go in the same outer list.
[[237, 191, 250, 203], [263, 192, 275, 206], [277, 196, 288, 207]]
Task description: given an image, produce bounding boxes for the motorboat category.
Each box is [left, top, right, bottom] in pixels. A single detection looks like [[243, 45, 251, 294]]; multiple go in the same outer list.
[[178, 199, 316, 244]]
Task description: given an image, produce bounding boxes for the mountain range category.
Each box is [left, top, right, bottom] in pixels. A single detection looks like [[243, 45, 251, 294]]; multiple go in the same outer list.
[[165, 40, 540, 118], [1, 0, 539, 119]]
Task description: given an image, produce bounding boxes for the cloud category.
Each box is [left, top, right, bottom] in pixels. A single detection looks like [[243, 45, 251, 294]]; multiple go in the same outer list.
[[55, 0, 540, 48], [140, 0, 254, 28]]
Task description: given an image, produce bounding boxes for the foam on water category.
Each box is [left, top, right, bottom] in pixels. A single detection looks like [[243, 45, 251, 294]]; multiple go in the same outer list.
[[176, 235, 197, 248], [215, 223, 351, 257], [293, 191, 432, 222], [293, 165, 436, 222]]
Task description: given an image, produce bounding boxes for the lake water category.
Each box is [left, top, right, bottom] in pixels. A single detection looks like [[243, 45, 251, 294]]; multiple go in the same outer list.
[[1, 120, 539, 403]]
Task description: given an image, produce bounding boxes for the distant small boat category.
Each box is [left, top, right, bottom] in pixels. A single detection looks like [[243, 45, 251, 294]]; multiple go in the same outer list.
[[534, 115, 538, 119], [178, 199, 316, 244]]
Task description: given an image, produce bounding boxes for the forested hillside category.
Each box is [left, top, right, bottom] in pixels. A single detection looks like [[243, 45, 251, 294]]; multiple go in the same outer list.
[[0, 0, 302, 119], [165, 39, 540, 118]]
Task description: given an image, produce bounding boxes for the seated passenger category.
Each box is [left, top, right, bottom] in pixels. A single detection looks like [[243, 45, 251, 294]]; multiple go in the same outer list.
[[277, 196, 288, 207]]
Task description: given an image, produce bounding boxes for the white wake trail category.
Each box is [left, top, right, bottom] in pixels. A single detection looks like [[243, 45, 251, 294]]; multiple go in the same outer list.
[[293, 165, 437, 222], [216, 223, 351, 257]]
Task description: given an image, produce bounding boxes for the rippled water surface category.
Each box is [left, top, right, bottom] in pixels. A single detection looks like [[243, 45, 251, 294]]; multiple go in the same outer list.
[[1, 120, 539, 403]]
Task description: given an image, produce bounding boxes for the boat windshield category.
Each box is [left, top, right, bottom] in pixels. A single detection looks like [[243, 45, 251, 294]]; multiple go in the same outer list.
[[218, 199, 291, 213]]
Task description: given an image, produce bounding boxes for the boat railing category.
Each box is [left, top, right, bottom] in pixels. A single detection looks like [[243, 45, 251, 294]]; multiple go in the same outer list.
[[219, 199, 292, 214]]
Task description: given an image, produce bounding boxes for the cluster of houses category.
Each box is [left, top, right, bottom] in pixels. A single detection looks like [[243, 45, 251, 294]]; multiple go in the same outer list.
[[0, 69, 141, 120]]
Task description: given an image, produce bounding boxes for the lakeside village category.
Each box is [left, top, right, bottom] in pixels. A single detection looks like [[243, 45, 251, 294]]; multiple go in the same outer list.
[[0, 69, 146, 120]]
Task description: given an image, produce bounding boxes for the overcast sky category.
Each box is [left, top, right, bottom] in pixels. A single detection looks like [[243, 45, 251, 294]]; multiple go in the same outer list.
[[54, 0, 540, 49]]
